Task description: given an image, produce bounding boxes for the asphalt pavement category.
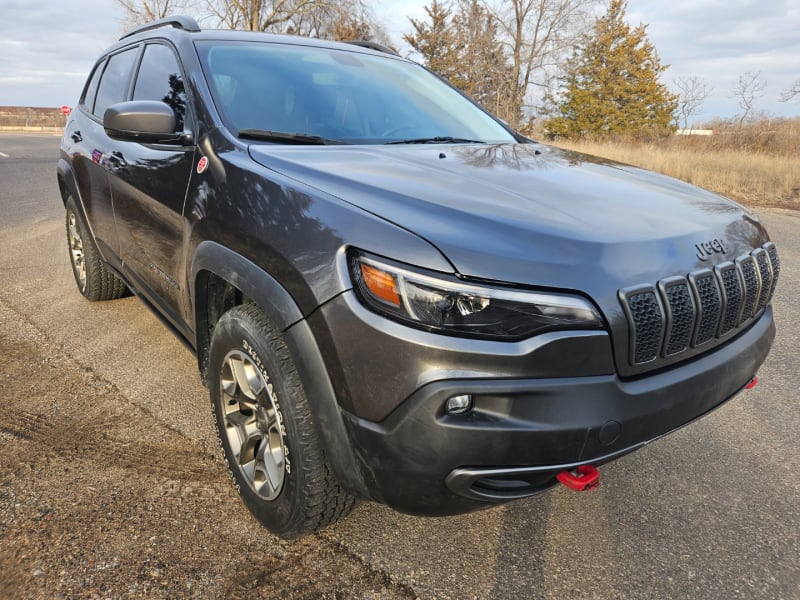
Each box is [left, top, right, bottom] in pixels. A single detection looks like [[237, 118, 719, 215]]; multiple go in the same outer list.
[[1, 133, 798, 599]]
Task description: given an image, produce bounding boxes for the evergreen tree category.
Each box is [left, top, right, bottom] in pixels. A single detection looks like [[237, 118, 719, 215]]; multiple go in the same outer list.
[[545, 0, 677, 138], [404, 0, 460, 81], [405, 1, 515, 122], [451, 0, 516, 123]]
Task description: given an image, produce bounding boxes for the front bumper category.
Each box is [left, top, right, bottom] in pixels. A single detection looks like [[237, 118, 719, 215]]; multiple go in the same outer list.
[[313, 293, 775, 516]]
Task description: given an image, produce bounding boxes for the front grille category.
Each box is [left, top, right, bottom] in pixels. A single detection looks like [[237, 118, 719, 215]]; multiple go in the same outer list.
[[620, 242, 779, 367]]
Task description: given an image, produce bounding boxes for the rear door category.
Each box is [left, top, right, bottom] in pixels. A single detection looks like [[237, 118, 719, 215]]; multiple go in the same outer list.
[[66, 46, 140, 265], [109, 42, 196, 331]]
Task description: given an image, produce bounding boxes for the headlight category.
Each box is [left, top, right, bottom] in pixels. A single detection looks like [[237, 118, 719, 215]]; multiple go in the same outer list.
[[349, 252, 603, 340]]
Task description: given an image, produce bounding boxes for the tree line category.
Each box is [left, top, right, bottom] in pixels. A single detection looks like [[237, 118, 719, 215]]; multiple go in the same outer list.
[[118, 0, 383, 42], [118, 0, 798, 138]]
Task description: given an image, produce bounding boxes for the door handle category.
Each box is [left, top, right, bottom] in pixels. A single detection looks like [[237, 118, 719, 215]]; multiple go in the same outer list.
[[71, 130, 83, 143]]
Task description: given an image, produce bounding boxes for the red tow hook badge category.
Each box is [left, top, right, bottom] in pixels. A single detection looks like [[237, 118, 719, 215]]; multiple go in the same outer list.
[[557, 465, 600, 492], [745, 376, 759, 390]]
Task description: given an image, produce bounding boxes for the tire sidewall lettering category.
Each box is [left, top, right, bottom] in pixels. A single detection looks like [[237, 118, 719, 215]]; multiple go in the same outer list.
[[241, 338, 291, 475]]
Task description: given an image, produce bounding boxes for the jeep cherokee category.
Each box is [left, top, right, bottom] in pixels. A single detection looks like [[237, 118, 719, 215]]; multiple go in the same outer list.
[[57, 16, 779, 538]]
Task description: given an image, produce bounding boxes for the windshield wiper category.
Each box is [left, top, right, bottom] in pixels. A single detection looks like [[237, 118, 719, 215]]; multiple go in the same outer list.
[[238, 129, 348, 145], [385, 136, 485, 145]]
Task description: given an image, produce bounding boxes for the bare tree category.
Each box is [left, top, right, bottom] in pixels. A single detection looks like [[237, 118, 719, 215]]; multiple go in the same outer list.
[[481, 0, 597, 128], [673, 76, 712, 129], [205, 0, 387, 40], [263, 0, 382, 39], [779, 78, 800, 102], [116, 0, 187, 28], [206, 0, 332, 32], [730, 71, 767, 127]]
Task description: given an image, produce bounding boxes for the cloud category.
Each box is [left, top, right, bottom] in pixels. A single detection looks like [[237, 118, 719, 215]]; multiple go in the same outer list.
[[376, 0, 800, 123], [1, 0, 797, 122], [0, 0, 124, 106], [628, 0, 800, 121]]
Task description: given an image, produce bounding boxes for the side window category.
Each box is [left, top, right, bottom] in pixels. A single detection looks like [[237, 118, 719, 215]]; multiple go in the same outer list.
[[80, 59, 106, 113], [133, 44, 188, 131], [93, 47, 139, 119]]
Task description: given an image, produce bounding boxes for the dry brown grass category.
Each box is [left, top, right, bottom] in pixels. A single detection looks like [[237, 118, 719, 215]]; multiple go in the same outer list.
[[548, 117, 800, 210]]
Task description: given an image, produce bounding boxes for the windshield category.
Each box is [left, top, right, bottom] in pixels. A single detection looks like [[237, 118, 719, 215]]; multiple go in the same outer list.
[[196, 41, 517, 145]]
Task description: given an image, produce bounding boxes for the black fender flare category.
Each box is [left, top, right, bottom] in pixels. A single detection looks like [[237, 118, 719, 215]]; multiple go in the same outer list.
[[57, 157, 81, 207], [56, 157, 113, 265], [190, 241, 369, 498], [191, 240, 303, 332]]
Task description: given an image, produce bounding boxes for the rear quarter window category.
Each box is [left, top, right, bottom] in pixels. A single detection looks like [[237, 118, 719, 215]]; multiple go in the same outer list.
[[80, 59, 106, 114]]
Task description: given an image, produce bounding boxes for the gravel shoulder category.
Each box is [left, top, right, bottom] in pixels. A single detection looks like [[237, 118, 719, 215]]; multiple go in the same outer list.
[[0, 298, 414, 600]]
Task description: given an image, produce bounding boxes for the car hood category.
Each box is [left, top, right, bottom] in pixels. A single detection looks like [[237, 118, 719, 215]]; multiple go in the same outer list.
[[248, 142, 768, 294]]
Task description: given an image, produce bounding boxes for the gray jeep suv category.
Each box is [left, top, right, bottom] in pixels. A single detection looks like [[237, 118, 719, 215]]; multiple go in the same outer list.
[[57, 16, 778, 538]]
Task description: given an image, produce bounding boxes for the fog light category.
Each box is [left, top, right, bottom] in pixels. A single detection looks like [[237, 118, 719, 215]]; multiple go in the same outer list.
[[446, 394, 473, 414]]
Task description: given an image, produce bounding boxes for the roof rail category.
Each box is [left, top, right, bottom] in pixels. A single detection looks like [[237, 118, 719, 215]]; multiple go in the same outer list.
[[119, 15, 201, 40], [344, 40, 399, 56]]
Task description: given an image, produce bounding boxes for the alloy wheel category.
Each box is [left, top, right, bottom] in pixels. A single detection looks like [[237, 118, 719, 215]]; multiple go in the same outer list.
[[219, 349, 286, 500]]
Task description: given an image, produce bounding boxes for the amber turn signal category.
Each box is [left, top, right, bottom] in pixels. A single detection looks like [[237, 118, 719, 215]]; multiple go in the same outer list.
[[360, 263, 401, 307]]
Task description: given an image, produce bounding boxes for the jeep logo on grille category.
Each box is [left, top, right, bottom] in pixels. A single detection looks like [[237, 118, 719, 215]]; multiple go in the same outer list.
[[695, 239, 728, 261]]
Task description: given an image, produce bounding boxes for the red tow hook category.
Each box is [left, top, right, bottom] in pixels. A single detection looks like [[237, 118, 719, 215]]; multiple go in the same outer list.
[[745, 376, 759, 390], [557, 465, 600, 492]]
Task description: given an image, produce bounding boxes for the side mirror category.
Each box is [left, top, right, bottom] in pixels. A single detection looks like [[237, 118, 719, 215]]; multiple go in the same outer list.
[[103, 101, 192, 145]]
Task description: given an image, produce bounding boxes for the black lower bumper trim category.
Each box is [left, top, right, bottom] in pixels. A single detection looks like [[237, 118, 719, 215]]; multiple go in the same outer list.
[[342, 309, 774, 516], [444, 443, 646, 502]]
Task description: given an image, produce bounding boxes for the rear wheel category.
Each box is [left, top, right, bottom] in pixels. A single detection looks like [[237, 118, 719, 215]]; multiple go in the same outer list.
[[209, 304, 355, 538], [65, 195, 127, 301]]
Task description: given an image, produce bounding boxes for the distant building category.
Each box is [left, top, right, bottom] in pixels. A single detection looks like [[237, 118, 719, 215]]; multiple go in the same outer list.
[[675, 129, 713, 136]]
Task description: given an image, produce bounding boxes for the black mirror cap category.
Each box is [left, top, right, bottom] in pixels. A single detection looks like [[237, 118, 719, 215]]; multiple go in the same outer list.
[[103, 101, 189, 144]]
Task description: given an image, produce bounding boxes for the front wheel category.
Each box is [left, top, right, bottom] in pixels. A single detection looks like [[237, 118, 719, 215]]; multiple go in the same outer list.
[[209, 304, 355, 538]]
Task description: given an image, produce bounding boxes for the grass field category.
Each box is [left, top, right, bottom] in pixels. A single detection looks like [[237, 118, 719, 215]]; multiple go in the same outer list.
[[548, 117, 800, 210]]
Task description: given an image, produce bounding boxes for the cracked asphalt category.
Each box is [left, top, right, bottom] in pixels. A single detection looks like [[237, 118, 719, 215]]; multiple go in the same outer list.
[[1, 133, 798, 599]]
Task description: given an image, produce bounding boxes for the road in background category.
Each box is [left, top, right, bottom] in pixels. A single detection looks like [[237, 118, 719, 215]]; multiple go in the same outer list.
[[1, 133, 798, 599]]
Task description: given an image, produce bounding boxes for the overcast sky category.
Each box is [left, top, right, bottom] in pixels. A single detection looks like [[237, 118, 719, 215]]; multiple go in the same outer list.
[[2, 0, 798, 125]]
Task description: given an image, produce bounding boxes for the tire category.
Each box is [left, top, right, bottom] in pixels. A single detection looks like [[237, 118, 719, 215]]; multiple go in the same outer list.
[[65, 195, 128, 301], [209, 304, 355, 538]]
